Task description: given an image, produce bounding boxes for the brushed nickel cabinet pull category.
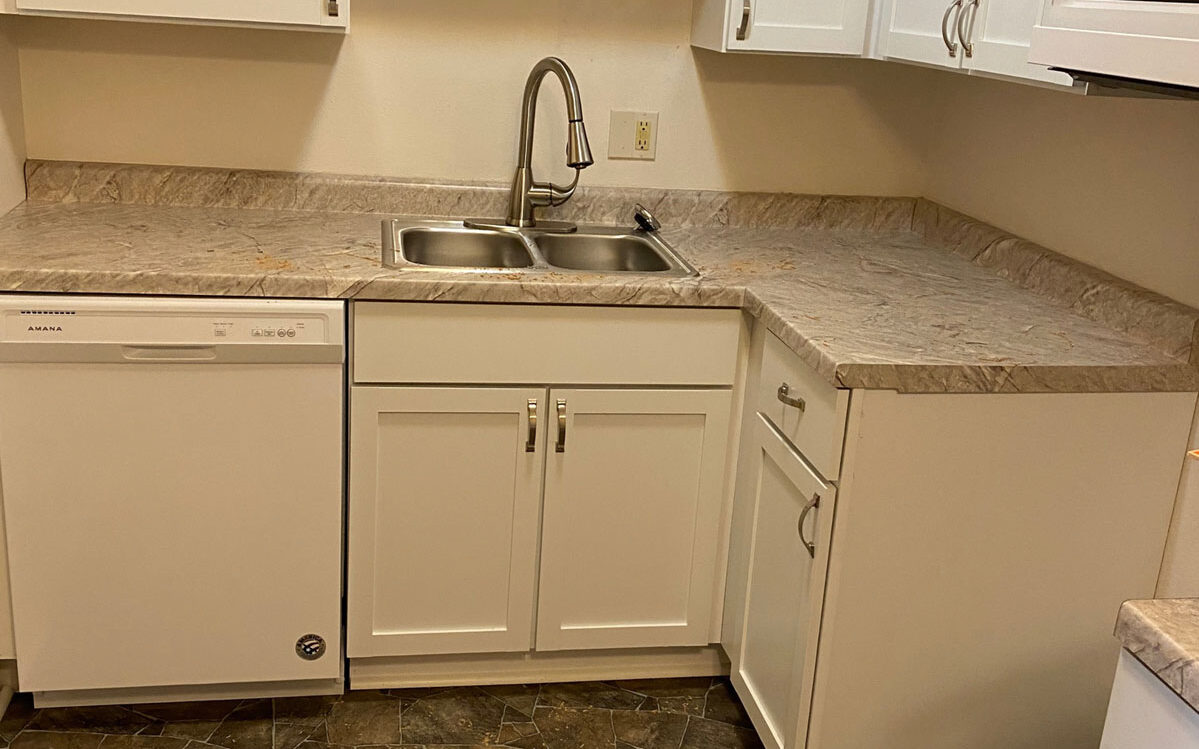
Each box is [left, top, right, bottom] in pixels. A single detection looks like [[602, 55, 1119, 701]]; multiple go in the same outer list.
[[556, 399, 567, 453], [957, 0, 979, 58], [777, 383, 806, 412], [736, 0, 752, 41], [797, 493, 821, 558], [526, 399, 538, 453], [941, 0, 963, 57]]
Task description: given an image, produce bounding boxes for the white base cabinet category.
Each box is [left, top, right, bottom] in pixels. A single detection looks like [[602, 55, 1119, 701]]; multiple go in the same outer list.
[[347, 303, 743, 665], [725, 328, 1196, 749], [1099, 650, 1199, 749]]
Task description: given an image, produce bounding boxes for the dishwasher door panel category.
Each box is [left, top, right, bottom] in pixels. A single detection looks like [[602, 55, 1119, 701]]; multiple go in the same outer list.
[[0, 362, 344, 693]]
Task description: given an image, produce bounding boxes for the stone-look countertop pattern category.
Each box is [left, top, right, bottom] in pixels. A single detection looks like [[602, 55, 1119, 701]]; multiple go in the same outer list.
[[1115, 599, 1199, 713], [1, 159, 1195, 394]]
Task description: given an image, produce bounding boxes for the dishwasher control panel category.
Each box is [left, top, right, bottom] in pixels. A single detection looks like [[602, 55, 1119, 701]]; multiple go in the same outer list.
[[0, 297, 344, 346]]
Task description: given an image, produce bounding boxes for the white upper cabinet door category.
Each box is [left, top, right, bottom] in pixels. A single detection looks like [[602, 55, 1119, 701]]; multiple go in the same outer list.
[[1031, 0, 1199, 88], [347, 387, 546, 657], [733, 415, 836, 749], [10, 0, 347, 29], [961, 0, 1074, 86], [878, 0, 967, 69], [536, 388, 732, 651], [727, 0, 871, 55]]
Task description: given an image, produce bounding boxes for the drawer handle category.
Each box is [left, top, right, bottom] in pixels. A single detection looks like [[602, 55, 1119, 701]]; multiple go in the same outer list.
[[777, 383, 806, 412], [526, 399, 538, 453], [556, 399, 567, 453], [797, 493, 821, 558]]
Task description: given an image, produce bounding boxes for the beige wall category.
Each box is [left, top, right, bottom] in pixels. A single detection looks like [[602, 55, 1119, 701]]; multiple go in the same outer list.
[[8, 2, 1199, 311], [11, 0, 935, 196], [0, 22, 24, 214], [920, 73, 1199, 309]]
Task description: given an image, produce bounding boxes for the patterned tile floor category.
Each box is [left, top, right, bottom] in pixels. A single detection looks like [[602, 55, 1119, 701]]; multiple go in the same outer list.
[[0, 677, 763, 749]]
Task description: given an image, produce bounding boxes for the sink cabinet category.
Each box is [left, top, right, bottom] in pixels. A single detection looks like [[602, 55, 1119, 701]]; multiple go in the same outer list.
[[347, 303, 744, 667]]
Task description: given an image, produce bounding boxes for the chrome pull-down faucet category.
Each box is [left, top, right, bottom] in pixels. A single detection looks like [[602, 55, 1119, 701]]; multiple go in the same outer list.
[[470, 57, 594, 233]]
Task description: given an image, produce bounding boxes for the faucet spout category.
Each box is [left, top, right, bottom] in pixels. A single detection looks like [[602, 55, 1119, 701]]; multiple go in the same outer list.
[[506, 57, 594, 229]]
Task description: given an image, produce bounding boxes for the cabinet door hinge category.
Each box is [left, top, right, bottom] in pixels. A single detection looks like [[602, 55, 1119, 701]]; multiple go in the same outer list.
[[326, 0, 340, 18]]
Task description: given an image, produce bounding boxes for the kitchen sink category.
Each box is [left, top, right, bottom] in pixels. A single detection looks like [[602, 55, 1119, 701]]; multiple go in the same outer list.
[[534, 233, 672, 273], [397, 226, 535, 269], [383, 219, 696, 277]]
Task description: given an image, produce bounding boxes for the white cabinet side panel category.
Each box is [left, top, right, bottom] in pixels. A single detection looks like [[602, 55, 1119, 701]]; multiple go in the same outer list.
[[808, 390, 1196, 749], [1099, 650, 1199, 749]]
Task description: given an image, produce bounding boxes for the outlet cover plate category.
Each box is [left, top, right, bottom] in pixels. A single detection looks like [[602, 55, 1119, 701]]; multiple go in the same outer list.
[[609, 111, 658, 161]]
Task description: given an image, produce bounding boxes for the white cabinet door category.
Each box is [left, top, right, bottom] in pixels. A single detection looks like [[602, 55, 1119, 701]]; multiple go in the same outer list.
[[347, 387, 546, 657], [878, 0, 966, 69], [963, 0, 1074, 85], [11, 0, 346, 28], [536, 389, 732, 651], [728, 0, 871, 55], [733, 415, 836, 749]]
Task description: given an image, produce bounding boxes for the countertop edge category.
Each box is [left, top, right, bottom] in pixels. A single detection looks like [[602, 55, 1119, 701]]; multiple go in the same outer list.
[[1115, 599, 1199, 714], [3, 267, 1196, 395]]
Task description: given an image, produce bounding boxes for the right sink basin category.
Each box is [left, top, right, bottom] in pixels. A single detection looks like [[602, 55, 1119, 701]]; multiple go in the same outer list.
[[533, 233, 673, 273]]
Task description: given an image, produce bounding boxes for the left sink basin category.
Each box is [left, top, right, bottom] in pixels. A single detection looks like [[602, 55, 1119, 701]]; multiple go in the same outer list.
[[396, 226, 535, 269]]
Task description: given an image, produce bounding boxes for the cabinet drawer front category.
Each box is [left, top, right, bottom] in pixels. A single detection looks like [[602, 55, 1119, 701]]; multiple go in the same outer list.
[[353, 302, 742, 386], [757, 331, 849, 480]]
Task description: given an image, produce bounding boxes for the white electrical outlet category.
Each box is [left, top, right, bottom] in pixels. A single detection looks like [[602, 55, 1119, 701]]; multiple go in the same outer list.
[[609, 111, 658, 161]]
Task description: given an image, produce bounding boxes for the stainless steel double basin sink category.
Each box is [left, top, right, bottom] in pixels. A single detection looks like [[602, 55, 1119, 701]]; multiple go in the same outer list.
[[382, 219, 697, 277]]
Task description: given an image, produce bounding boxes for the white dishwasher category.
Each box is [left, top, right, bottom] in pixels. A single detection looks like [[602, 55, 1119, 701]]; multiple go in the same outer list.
[[0, 295, 345, 706]]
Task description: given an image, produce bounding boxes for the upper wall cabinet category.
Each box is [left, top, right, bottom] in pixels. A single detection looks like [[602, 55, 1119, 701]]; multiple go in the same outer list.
[[875, 0, 1074, 86], [1031, 0, 1199, 89], [691, 0, 871, 55], [692, 0, 1075, 88], [0, 0, 348, 30]]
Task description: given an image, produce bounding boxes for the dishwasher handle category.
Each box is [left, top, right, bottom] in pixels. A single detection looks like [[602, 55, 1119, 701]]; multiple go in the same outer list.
[[0, 342, 344, 364], [122, 345, 219, 361]]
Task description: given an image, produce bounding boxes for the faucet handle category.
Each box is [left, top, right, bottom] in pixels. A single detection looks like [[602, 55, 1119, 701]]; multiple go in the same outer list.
[[634, 204, 661, 233]]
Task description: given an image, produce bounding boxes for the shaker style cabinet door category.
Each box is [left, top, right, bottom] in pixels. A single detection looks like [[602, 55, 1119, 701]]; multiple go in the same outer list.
[[347, 387, 546, 657], [961, 0, 1074, 85], [535, 389, 732, 651], [727, 0, 871, 54], [733, 415, 837, 749], [877, 0, 968, 68]]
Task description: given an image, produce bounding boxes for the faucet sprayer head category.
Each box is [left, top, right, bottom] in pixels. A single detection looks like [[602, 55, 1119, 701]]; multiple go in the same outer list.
[[567, 119, 594, 169]]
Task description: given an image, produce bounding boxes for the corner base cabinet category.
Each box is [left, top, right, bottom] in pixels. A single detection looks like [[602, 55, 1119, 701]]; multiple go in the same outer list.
[[724, 327, 1196, 749]]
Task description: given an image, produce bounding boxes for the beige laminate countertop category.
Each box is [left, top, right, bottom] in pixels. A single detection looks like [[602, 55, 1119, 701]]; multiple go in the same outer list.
[[0, 160, 1195, 395], [1116, 599, 1199, 713]]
